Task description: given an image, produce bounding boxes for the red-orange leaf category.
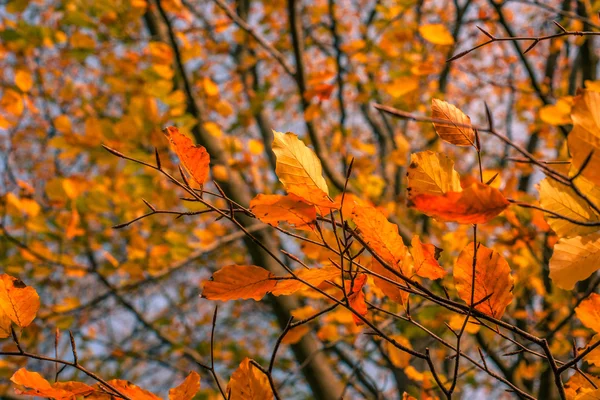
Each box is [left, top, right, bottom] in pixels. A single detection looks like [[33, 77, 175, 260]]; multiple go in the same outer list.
[[346, 274, 368, 325], [370, 259, 410, 307], [169, 371, 200, 400], [410, 182, 509, 224], [202, 265, 276, 301], [11, 368, 75, 399], [271, 266, 339, 296], [0, 274, 40, 327], [454, 243, 514, 319], [250, 193, 317, 231], [103, 380, 161, 400], [163, 126, 210, 185], [410, 236, 446, 280]]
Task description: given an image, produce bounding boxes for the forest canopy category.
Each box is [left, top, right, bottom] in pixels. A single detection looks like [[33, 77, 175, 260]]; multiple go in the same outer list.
[[1, 0, 600, 399]]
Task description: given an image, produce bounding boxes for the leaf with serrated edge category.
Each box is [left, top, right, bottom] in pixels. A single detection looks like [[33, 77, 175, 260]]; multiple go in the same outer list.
[[431, 99, 475, 146]]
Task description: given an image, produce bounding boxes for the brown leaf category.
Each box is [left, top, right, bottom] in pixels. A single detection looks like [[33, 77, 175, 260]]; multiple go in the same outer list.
[[453, 243, 514, 318], [202, 265, 276, 301], [163, 126, 210, 185]]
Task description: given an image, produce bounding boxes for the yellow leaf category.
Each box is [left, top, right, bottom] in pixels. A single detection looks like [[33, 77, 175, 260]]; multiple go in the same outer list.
[[410, 236, 446, 280], [226, 358, 274, 400], [69, 31, 95, 49], [576, 293, 600, 333], [371, 259, 410, 307], [53, 115, 72, 134], [448, 314, 480, 334], [14, 70, 33, 92], [271, 266, 338, 296], [272, 131, 329, 197], [419, 24, 455, 45], [549, 233, 600, 290], [407, 151, 461, 199], [385, 335, 412, 368], [203, 121, 223, 137], [431, 98, 475, 146], [454, 243, 514, 318], [202, 265, 276, 301], [410, 182, 509, 224], [0, 309, 11, 338], [539, 178, 600, 238], [281, 325, 310, 344], [0, 274, 40, 327], [169, 371, 200, 400], [583, 335, 600, 366], [568, 89, 600, 186], [540, 97, 572, 126], [385, 76, 419, 98], [163, 126, 211, 185], [1, 89, 24, 116], [202, 76, 219, 97]]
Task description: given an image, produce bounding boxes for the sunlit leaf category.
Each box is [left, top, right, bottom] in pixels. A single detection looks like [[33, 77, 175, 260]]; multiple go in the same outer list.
[[0, 274, 40, 327], [10, 368, 79, 399], [226, 358, 274, 400], [163, 126, 210, 185], [169, 371, 200, 400], [250, 194, 317, 231], [419, 24, 455, 45], [407, 151, 461, 199], [431, 99, 475, 146], [346, 273, 368, 325], [202, 265, 276, 301], [568, 89, 600, 186], [410, 236, 446, 280], [576, 293, 600, 333], [454, 243, 514, 318], [271, 266, 339, 296], [549, 233, 600, 290]]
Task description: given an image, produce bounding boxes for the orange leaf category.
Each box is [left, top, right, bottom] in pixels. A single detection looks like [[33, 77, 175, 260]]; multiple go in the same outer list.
[[346, 274, 368, 325], [352, 204, 409, 272], [410, 182, 509, 224], [453, 243, 514, 318], [226, 358, 274, 400], [281, 325, 310, 344], [169, 371, 200, 400], [250, 194, 317, 231], [431, 98, 475, 146], [10, 368, 74, 399], [576, 293, 600, 333], [0, 274, 40, 327], [370, 259, 410, 307], [163, 126, 210, 185], [286, 184, 339, 213], [410, 236, 446, 280], [202, 265, 276, 301], [0, 309, 11, 338], [103, 380, 161, 400], [271, 266, 339, 296]]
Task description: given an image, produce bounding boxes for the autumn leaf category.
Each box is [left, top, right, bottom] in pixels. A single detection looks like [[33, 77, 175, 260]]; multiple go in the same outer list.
[[169, 371, 200, 400], [410, 182, 509, 224], [410, 236, 446, 280], [352, 204, 409, 272], [272, 131, 329, 200], [583, 335, 600, 367], [10, 368, 80, 399], [0, 309, 11, 338], [384, 335, 412, 368], [419, 24, 455, 45], [539, 178, 600, 238], [226, 358, 274, 400], [431, 99, 475, 146], [250, 193, 317, 231], [407, 151, 462, 199], [163, 126, 210, 185], [549, 233, 600, 290], [271, 266, 339, 296], [346, 273, 368, 325], [14, 70, 33, 92], [102, 380, 161, 400], [0, 274, 40, 327], [576, 293, 600, 333], [371, 259, 410, 307], [568, 89, 600, 186], [454, 243, 514, 318], [281, 325, 310, 344], [202, 265, 276, 301]]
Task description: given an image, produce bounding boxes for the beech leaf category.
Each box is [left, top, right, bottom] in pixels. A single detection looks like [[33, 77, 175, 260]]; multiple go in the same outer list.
[[163, 126, 210, 185], [226, 358, 274, 400], [0, 274, 40, 328], [431, 99, 475, 146], [202, 265, 276, 301]]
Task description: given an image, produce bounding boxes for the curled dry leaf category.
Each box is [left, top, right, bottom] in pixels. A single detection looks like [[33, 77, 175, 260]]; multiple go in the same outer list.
[[431, 98, 475, 146], [250, 193, 317, 231], [202, 265, 276, 301], [163, 126, 210, 185], [549, 233, 600, 290], [410, 182, 509, 224], [226, 358, 274, 400], [0, 274, 40, 328], [454, 243, 514, 319]]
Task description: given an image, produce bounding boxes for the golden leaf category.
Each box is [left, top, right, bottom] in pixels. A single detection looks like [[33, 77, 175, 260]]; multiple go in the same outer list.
[[169, 371, 200, 400], [163, 126, 210, 185], [202, 265, 276, 301], [10, 368, 80, 399], [419, 24, 455, 45], [250, 194, 317, 231], [0, 274, 40, 328], [568, 89, 600, 186], [410, 236, 446, 280], [271, 266, 338, 296], [550, 233, 600, 290], [576, 293, 600, 333], [454, 243, 514, 318], [431, 99, 475, 146], [407, 151, 461, 199], [226, 358, 274, 400]]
